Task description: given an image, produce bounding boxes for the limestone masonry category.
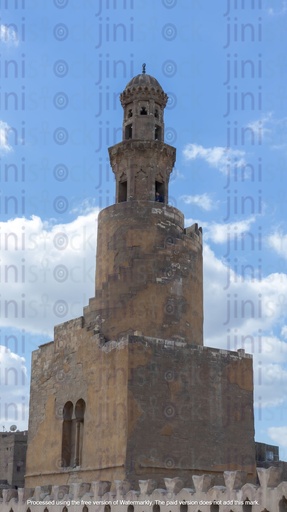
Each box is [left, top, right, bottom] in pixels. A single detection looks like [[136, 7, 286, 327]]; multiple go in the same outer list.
[[3, 70, 286, 511]]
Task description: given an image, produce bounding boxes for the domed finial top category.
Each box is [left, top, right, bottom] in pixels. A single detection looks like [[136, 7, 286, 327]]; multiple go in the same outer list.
[[121, 69, 168, 108]]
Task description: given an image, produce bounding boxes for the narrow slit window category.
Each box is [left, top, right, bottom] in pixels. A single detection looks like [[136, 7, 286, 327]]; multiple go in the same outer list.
[[119, 181, 127, 202], [155, 181, 164, 203], [125, 124, 132, 139], [74, 399, 86, 467], [155, 125, 161, 140], [61, 401, 73, 467]]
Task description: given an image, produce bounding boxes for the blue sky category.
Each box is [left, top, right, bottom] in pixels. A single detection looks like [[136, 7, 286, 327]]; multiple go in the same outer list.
[[1, 0, 287, 462]]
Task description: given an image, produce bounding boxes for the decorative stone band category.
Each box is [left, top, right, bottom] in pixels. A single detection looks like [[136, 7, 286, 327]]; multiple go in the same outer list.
[[1, 467, 287, 511], [120, 85, 168, 108]]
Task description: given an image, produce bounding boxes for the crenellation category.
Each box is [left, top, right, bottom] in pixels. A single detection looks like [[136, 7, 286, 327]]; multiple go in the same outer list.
[[1, 469, 287, 511]]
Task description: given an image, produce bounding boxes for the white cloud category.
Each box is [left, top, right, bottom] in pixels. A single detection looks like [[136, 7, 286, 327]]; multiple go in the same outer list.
[[0, 120, 13, 153], [268, 231, 287, 259], [247, 113, 287, 151], [0, 345, 29, 430], [0, 209, 99, 335], [204, 242, 287, 341], [0, 24, 19, 46], [268, 427, 287, 447], [186, 216, 256, 244], [183, 143, 246, 174], [181, 193, 215, 211], [267, 1, 287, 16], [206, 217, 256, 244], [202, 244, 287, 409], [247, 112, 273, 140]]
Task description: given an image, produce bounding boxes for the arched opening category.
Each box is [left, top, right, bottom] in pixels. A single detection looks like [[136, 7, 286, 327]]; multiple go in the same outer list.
[[155, 180, 165, 202], [118, 180, 127, 202], [243, 498, 252, 512], [61, 401, 73, 467], [128, 109, 133, 118], [153, 505, 160, 512], [82, 506, 88, 512], [155, 125, 161, 140], [180, 503, 188, 512], [210, 504, 219, 512], [125, 124, 132, 139], [104, 506, 111, 512], [140, 106, 147, 115], [74, 399, 86, 466], [127, 506, 134, 512], [280, 496, 287, 511], [62, 507, 68, 512]]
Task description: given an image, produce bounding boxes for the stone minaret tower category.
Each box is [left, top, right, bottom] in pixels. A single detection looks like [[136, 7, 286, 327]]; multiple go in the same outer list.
[[84, 66, 204, 344], [26, 69, 255, 489]]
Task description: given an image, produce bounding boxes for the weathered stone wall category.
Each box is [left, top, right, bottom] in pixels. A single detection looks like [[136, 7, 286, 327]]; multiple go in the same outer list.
[[2, 468, 287, 512], [125, 336, 255, 487], [84, 202, 203, 345], [0, 432, 27, 488], [26, 332, 254, 490], [26, 324, 129, 488]]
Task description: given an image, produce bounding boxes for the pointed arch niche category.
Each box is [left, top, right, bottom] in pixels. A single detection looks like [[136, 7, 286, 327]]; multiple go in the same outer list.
[[74, 398, 86, 466], [61, 401, 73, 467], [61, 399, 86, 467]]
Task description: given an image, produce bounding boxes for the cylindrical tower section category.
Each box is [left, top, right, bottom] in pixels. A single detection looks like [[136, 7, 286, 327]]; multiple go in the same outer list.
[[120, 70, 167, 142], [109, 140, 175, 203], [85, 202, 203, 345]]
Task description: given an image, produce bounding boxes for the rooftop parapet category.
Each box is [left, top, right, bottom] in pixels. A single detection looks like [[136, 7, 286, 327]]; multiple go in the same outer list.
[[1, 468, 286, 511]]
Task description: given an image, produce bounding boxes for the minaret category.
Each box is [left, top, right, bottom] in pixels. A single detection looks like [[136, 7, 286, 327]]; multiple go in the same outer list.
[[111, 63, 173, 203], [84, 66, 204, 345], [26, 69, 255, 490]]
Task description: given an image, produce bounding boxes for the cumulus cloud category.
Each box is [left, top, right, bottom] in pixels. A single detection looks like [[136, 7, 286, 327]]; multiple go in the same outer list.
[[243, 335, 287, 408], [0, 120, 13, 153], [268, 231, 287, 259], [268, 427, 287, 447], [0, 345, 29, 430], [202, 244, 287, 409], [183, 143, 246, 174], [0, 209, 99, 336], [0, 24, 19, 46], [181, 193, 215, 211], [186, 216, 256, 244], [205, 217, 256, 244], [203, 243, 287, 342]]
